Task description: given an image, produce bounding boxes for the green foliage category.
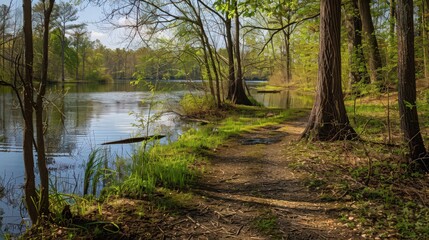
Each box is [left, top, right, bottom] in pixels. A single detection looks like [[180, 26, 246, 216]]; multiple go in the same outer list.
[[251, 211, 280, 238], [48, 190, 92, 223], [83, 149, 106, 196], [112, 104, 302, 198], [179, 94, 217, 116], [339, 151, 429, 238], [116, 143, 198, 198]]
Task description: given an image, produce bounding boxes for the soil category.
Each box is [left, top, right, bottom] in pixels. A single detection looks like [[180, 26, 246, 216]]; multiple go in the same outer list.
[[30, 117, 364, 240]]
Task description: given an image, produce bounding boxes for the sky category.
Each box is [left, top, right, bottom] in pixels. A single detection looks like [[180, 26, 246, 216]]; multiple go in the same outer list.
[[0, 0, 135, 49], [77, 3, 134, 49]]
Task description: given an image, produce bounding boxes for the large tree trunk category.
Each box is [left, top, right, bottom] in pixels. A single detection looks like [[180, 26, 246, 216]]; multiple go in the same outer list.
[[396, 0, 428, 170], [346, 0, 370, 90], [358, 0, 384, 88], [23, 0, 38, 223], [35, 0, 55, 220], [226, 9, 252, 106], [301, 0, 357, 141], [233, 7, 252, 106]]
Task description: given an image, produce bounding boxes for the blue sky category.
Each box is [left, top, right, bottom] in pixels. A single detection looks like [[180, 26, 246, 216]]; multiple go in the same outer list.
[[78, 3, 131, 49], [0, 0, 133, 49]]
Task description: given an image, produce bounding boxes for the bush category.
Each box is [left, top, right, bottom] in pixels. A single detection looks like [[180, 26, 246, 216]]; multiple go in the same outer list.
[[179, 94, 217, 116]]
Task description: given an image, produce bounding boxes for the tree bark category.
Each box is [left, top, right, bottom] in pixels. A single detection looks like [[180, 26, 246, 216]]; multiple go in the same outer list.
[[280, 13, 292, 83], [75, 37, 79, 80], [358, 0, 384, 88], [23, 0, 38, 223], [36, 0, 55, 220], [396, 0, 429, 170], [226, 16, 236, 101], [346, 0, 370, 91], [301, 0, 357, 141], [233, 6, 252, 105], [61, 22, 66, 83], [390, 0, 396, 39], [226, 7, 252, 106], [422, 0, 429, 79], [82, 48, 86, 80]]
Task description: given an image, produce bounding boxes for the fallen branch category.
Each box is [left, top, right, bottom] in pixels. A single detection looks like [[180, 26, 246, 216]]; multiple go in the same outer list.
[[101, 135, 165, 145]]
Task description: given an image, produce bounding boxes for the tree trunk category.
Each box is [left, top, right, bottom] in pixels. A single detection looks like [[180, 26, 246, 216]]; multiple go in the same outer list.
[[200, 22, 221, 107], [226, 16, 235, 102], [346, 0, 370, 90], [226, 9, 252, 106], [75, 37, 79, 80], [396, 0, 428, 170], [82, 49, 86, 80], [61, 22, 65, 83], [280, 12, 292, 84], [282, 29, 292, 83], [358, 0, 384, 88], [422, 0, 429, 79], [390, 0, 396, 39], [23, 0, 38, 223], [233, 7, 252, 106], [301, 0, 357, 141], [35, 0, 55, 220]]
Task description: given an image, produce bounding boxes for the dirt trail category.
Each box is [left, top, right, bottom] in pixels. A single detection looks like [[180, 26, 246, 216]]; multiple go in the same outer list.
[[172, 118, 363, 239], [54, 118, 363, 240]]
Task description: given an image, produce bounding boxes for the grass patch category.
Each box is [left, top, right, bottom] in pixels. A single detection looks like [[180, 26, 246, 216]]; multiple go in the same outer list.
[[153, 188, 194, 212], [179, 93, 217, 117], [251, 211, 281, 238], [112, 105, 306, 198], [254, 85, 285, 92]]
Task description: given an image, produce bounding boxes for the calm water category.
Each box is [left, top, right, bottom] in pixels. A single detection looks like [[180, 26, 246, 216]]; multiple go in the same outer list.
[[0, 81, 312, 237]]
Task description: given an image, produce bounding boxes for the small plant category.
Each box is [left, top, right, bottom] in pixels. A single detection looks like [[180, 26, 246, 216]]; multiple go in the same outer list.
[[252, 211, 280, 238], [83, 148, 105, 196]]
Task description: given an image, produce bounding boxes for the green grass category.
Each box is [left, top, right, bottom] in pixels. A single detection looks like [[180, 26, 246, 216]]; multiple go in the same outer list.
[[112, 106, 306, 198], [251, 211, 281, 238], [83, 149, 105, 196], [179, 93, 217, 116]]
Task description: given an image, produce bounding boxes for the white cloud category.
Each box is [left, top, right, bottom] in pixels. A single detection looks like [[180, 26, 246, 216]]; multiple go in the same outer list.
[[90, 31, 107, 41], [117, 17, 136, 27]]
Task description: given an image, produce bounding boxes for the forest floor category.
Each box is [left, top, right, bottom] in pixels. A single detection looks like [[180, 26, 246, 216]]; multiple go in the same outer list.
[[25, 82, 429, 239], [27, 113, 377, 240]]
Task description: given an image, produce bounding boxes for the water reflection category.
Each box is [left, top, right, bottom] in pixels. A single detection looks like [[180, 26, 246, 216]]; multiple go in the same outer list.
[[0, 82, 190, 237], [250, 88, 314, 109]]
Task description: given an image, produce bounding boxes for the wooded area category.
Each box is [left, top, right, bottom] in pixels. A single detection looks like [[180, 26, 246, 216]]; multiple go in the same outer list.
[[2, 0, 429, 238]]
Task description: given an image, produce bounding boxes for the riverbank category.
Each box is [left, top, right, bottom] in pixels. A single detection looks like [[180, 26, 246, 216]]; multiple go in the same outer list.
[[23, 93, 429, 239]]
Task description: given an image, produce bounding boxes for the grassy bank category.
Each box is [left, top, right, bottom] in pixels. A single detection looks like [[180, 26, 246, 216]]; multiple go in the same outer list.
[[22, 89, 429, 239], [22, 100, 307, 239]]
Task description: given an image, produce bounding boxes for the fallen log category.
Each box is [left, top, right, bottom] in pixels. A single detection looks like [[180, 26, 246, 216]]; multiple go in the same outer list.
[[256, 89, 282, 93], [101, 135, 165, 145]]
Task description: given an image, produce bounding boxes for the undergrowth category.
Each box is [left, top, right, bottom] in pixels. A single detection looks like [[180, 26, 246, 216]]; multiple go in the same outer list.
[[109, 104, 304, 199], [287, 139, 429, 239]]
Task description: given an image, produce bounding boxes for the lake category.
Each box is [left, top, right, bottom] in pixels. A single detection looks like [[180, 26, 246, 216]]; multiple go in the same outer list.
[[0, 80, 313, 237]]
